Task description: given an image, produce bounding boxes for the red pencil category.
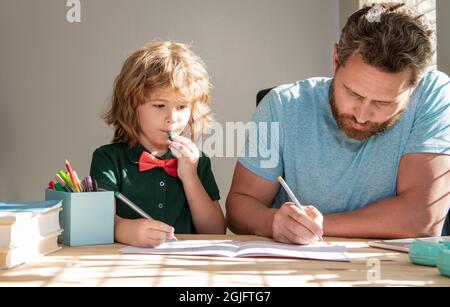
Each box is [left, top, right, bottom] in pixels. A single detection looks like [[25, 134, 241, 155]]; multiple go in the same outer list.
[[48, 180, 56, 190], [65, 160, 81, 192]]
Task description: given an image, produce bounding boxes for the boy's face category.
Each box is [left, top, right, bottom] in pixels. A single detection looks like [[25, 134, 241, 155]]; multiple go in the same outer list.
[[331, 50, 415, 141], [138, 87, 191, 150]]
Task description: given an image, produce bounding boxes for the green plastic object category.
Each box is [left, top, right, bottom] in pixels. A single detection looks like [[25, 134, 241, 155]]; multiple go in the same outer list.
[[409, 240, 445, 267], [437, 249, 450, 278], [440, 240, 450, 249]]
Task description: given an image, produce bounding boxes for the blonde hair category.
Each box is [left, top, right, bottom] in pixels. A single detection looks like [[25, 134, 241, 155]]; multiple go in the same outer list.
[[104, 41, 213, 146]]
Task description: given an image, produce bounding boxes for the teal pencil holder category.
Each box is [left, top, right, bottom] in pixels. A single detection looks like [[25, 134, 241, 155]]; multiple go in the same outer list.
[[45, 189, 115, 246]]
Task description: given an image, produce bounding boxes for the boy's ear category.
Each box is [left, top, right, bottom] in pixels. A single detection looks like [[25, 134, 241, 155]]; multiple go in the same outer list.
[[332, 43, 339, 75]]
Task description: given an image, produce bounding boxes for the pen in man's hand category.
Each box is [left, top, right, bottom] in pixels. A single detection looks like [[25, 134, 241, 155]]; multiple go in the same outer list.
[[277, 176, 323, 241]]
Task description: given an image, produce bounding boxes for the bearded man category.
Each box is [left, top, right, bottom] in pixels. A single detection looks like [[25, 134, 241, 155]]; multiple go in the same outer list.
[[226, 3, 450, 244]]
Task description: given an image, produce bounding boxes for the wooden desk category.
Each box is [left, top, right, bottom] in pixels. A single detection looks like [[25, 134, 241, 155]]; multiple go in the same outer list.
[[0, 235, 449, 287]]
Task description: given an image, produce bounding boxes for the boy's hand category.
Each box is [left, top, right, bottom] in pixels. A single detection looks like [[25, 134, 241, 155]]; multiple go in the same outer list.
[[169, 135, 200, 182], [116, 218, 175, 248]]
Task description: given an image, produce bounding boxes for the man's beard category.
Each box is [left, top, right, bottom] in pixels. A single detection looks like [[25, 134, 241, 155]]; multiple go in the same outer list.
[[329, 79, 405, 141]]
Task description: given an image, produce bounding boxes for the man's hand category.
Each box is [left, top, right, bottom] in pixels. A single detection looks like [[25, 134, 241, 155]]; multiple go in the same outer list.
[[272, 203, 324, 245]]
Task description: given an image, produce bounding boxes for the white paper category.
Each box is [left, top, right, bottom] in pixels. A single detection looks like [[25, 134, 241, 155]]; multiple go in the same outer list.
[[120, 240, 350, 262]]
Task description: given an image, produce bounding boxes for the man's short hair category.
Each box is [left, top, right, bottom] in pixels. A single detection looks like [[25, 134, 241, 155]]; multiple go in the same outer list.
[[337, 2, 436, 85]]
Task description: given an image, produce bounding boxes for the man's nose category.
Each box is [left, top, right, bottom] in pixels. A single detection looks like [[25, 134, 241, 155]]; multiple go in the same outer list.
[[354, 100, 372, 124]]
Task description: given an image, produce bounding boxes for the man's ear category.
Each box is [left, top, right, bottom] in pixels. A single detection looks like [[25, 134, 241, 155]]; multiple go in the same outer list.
[[332, 43, 339, 74]]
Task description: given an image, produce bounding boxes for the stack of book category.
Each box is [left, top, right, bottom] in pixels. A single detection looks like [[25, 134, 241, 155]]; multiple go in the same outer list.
[[0, 200, 63, 269]]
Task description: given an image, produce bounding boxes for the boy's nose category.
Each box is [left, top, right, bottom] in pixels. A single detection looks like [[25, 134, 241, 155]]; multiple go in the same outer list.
[[166, 108, 178, 123]]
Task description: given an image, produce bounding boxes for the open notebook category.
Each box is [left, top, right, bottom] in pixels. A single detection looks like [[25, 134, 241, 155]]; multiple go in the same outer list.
[[120, 240, 350, 262]]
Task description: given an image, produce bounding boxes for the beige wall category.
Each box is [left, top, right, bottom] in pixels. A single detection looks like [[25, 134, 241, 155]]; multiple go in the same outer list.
[[0, 0, 339, 204], [437, 0, 450, 75], [339, 0, 359, 29]]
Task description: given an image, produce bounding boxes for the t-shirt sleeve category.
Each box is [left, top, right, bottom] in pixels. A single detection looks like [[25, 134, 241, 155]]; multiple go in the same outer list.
[[238, 91, 284, 183], [89, 147, 119, 192], [197, 154, 220, 201], [404, 72, 450, 156]]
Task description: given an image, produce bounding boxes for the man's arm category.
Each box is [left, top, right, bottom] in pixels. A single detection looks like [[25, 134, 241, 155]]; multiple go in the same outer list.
[[226, 163, 279, 237], [324, 153, 450, 238], [226, 162, 323, 244]]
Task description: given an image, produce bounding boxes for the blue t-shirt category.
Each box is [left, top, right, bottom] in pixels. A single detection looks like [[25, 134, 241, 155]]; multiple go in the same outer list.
[[239, 70, 450, 214]]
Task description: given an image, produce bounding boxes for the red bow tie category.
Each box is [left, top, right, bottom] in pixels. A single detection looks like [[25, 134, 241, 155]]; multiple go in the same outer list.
[[138, 151, 178, 177]]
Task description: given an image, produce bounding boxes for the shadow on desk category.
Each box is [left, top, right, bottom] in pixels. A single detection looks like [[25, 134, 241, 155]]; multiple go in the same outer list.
[[0, 235, 447, 287]]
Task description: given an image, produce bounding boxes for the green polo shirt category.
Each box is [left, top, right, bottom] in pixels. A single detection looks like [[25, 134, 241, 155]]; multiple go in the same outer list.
[[89, 142, 220, 234]]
